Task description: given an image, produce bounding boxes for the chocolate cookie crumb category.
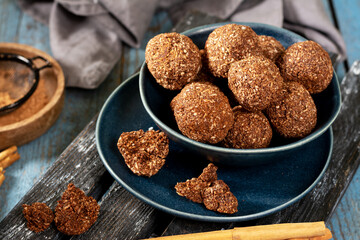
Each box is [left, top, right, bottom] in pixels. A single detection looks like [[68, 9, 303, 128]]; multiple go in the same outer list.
[[258, 35, 285, 63], [171, 82, 234, 144], [205, 24, 262, 78], [228, 56, 284, 111], [202, 180, 238, 214], [175, 163, 238, 214], [175, 163, 218, 203], [222, 106, 272, 149], [145, 32, 202, 90], [278, 40, 333, 94], [54, 183, 99, 235], [117, 129, 169, 177], [22, 202, 54, 233], [266, 81, 317, 138]]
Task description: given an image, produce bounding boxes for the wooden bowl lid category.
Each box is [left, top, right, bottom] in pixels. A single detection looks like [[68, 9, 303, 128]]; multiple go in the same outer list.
[[0, 43, 65, 149]]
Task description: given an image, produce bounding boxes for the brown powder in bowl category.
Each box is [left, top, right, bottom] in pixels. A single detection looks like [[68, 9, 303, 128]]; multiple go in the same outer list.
[[0, 92, 14, 108], [0, 78, 49, 126]]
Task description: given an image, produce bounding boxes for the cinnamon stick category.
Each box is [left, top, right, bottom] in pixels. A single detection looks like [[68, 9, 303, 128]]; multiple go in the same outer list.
[[233, 222, 326, 240], [0, 145, 17, 161], [289, 228, 332, 240], [143, 229, 233, 240], [0, 152, 20, 169], [145, 222, 329, 240]]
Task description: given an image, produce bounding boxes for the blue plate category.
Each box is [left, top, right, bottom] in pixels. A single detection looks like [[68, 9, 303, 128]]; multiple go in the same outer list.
[[96, 73, 332, 222]]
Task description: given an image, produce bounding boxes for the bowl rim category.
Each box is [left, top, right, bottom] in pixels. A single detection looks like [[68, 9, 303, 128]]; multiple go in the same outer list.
[[139, 22, 342, 154]]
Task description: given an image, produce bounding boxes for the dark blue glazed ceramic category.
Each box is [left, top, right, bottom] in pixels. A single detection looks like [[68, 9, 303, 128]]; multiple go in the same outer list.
[[139, 22, 341, 166], [96, 73, 333, 222]]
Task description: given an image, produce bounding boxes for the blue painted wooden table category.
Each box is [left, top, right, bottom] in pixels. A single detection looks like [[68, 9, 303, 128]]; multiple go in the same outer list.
[[0, 0, 359, 239]]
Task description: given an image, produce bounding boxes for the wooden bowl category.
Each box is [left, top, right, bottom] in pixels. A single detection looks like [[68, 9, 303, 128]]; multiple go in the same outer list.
[[0, 43, 65, 149]]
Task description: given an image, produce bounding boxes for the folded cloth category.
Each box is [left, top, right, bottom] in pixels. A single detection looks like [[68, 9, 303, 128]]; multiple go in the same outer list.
[[17, 0, 347, 89]]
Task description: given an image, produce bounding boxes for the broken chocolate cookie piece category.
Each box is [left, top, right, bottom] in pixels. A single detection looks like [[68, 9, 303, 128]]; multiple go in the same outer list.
[[175, 163, 218, 203], [22, 202, 54, 233], [54, 183, 99, 235], [202, 180, 238, 214], [175, 164, 238, 214], [175, 177, 210, 203], [117, 129, 169, 177]]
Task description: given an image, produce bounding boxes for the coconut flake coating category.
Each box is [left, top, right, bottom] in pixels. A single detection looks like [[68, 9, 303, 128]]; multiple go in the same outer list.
[[171, 82, 234, 144], [258, 35, 285, 63], [117, 129, 169, 177], [205, 24, 262, 78], [145, 32, 201, 90], [228, 56, 285, 112], [202, 180, 238, 214], [266, 82, 317, 138], [222, 106, 272, 149], [175, 163, 218, 203], [191, 49, 216, 83], [54, 183, 99, 235], [23, 202, 54, 233], [278, 40, 333, 94]]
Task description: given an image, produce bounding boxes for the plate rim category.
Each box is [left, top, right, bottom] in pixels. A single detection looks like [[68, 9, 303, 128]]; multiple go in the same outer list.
[[96, 73, 333, 222]]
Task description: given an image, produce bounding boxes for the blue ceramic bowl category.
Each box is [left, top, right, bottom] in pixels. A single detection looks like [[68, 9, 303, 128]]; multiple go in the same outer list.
[[139, 22, 341, 166]]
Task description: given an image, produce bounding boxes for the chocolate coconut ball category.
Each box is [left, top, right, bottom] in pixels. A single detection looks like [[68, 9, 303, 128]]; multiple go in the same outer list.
[[258, 35, 285, 63], [191, 49, 216, 83], [266, 81, 317, 138], [278, 40, 333, 94], [171, 82, 234, 144], [222, 106, 272, 149], [228, 56, 285, 112], [205, 24, 262, 78], [145, 32, 202, 90]]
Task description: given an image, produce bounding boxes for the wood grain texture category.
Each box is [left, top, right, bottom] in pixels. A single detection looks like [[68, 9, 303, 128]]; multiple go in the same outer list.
[[71, 182, 160, 240], [0, 117, 109, 239]]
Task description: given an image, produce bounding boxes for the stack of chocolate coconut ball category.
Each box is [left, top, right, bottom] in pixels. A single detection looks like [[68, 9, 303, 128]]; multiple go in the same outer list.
[[145, 24, 333, 149]]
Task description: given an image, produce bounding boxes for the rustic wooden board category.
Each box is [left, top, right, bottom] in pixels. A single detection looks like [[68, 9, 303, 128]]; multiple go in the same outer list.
[[71, 182, 161, 240], [1, 1, 359, 239], [0, 118, 111, 239]]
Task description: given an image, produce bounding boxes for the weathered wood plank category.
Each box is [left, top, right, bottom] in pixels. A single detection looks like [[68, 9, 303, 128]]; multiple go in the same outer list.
[[71, 182, 161, 240], [0, 0, 123, 221], [0, 118, 111, 239]]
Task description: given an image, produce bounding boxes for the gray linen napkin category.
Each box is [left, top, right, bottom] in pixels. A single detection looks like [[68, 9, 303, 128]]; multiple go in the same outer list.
[[17, 0, 346, 89]]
